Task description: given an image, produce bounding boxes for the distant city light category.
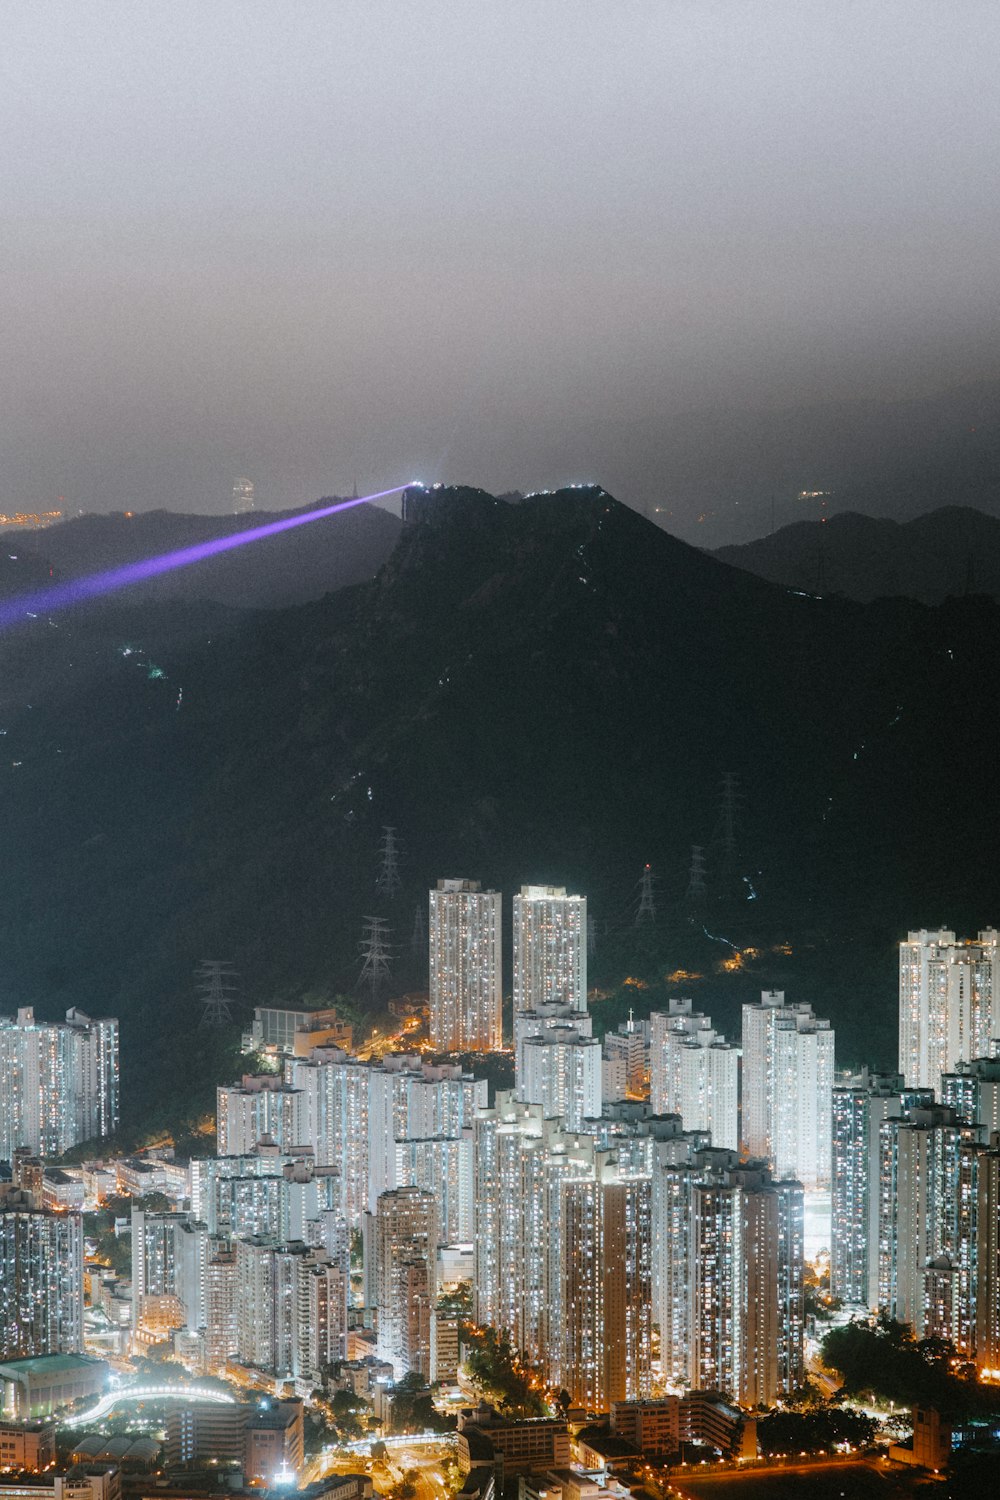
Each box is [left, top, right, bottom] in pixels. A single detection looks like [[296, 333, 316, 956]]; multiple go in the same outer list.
[[0, 483, 409, 633]]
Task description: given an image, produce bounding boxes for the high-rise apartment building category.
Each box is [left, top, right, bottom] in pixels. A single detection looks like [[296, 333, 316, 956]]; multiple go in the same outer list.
[[0, 1193, 84, 1359], [975, 1142, 1000, 1377], [474, 1094, 655, 1410], [741, 991, 834, 1189], [651, 1139, 804, 1406], [604, 1015, 651, 1097], [941, 1056, 1000, 1135], [284, 1049, 370, 1224], [0, 1008, 118, 1159], [517, 1023, 602, 1130], [131, 1209, 209, 1343], [204, 1244, 238, 1372], [216, 1076, 307, 1157], [513, 886, 586, 1014], [899, 928, 1000, 1091], [831, 1071, 915, 1307], [190, 1142, 323, 1241], [650, 999, 737, 1149], [234, 1238, 347, 1384], [374, 1186, 437, 1377], [561, 1163, 652, 1410], [232, 478, 255, 514], [429, 881, 502, 1052], [514, 1002, 594, 1073], [877, 1104, 981, 1342], [285, 1049, 485, 1232]]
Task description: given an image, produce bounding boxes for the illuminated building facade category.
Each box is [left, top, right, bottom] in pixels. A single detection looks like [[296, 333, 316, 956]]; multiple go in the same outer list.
[[513, 886, 587, 1015], [604, 1015, 651, 1097], [899, 928, 1000, 1091], [0, 1197, 84, 1359], [473, 1095, 653, 1409], [216, 1076, 307, 1157], [651, 1139, 803, 1406], [741, 991, 834, 1189], [0, 1008, 118, 1160], [831, 1071, 913, 1307], [877, 1104, 981, 1342], [941, 1055, 1000, 1135], [232, 478, 255, 514], [130, 1209, 209, 1341], [285, 1049, 484, 1231], [429, 880, 502, 1052], [690, 1163, 803, 1408], [517, 1023, 602, 1130], [373, 1186, 437, 1377], [234, 1238, 346, 1383], [650, 1000, 737, 1148], [975, 1143, 1000, 1376]]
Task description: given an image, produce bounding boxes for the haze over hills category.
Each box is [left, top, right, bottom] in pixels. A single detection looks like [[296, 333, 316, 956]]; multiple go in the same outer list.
[[3, 497, 402, 610], [714, 506, 1000, 604], [1, 485, 998, 1134]]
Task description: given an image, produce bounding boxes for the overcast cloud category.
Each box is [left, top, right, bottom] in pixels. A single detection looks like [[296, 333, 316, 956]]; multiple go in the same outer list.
[[2, 2, 998, 541]]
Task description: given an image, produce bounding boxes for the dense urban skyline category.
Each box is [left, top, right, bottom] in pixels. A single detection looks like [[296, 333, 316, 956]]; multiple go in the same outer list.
[[4, 5, 999, 1491]]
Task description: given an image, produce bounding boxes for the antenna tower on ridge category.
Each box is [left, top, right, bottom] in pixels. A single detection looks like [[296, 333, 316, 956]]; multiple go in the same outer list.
[[196, 960, 239, 1027]]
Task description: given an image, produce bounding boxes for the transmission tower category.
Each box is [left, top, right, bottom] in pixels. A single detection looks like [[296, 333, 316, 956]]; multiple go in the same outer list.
[[358, 916, 393, 1005], [196, 960, 239, 1027], [587, 915, 597, 958], [411, 902, 426, 957], [684, 844, 708, 911], [711, 773, 741, 869], [376, 826, 401, 901], [635, 864, 657, 926]]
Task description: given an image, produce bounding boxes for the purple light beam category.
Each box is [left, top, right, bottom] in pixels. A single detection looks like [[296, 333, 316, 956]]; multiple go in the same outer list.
[[0, 484, 411, 632]]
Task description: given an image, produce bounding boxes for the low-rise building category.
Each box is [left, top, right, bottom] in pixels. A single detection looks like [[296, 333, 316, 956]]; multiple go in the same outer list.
[[679, 1391, 756, 1460], [0, 1420, 56, 1470], [457, 1406, 570, 1482], [244, 1397, 304, 1483], [610, 1398, 679, 1457], [41, 1172, 85, 1214], [0, 1355, 108, 1420], [0, 1466, 120, 1500]]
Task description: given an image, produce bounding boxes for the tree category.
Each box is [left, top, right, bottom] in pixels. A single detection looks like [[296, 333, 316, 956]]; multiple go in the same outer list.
[[388, 1373, 456, 1435], [462, 1325, 546, 1418], [757, 1406, 878, 1456]]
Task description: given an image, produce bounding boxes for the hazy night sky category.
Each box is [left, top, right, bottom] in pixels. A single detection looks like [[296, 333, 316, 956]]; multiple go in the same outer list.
[[3, 2, 999, 543]]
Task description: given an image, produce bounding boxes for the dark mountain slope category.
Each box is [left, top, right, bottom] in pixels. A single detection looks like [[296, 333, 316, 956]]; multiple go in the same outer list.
[[1, 486, 998, 1130], [714, 506, 1000, 603], [11, 498, 401, 610]]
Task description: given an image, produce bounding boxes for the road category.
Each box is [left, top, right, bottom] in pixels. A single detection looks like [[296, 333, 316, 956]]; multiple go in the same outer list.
[[302, 1437, 454, 1495]]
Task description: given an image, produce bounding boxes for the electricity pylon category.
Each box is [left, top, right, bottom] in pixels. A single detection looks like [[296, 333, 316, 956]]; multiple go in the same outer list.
[[376, 826, 401, 901], [196, 960, 239, 1027], [635, 864, 657, 925], [358, 916, 393, 1005]]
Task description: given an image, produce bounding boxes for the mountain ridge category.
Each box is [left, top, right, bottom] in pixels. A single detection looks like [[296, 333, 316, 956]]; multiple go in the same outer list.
[[2, 496, 402, 610], [1, 486, 998, 1132], [714, 505, 1000, 603]]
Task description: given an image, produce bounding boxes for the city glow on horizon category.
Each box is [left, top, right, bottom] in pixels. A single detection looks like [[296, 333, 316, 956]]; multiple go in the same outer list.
[[0, 484, 409, 633]]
